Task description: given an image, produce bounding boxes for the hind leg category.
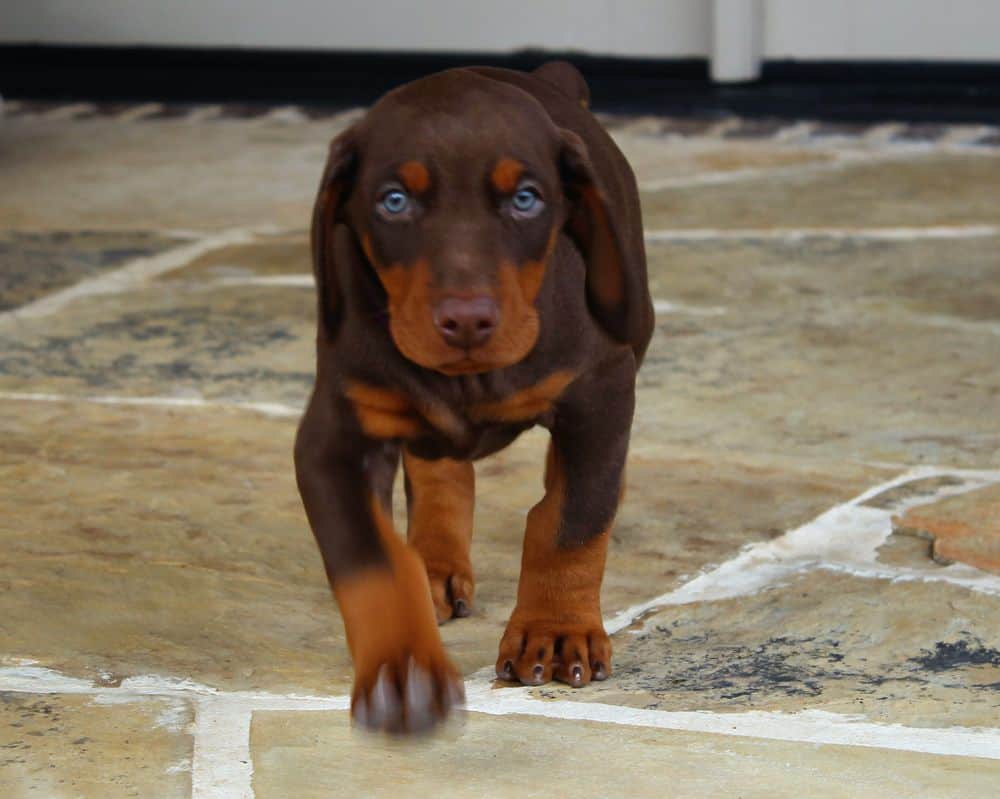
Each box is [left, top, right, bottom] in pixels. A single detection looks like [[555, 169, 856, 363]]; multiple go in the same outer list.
[[404, 450, 476, 623]]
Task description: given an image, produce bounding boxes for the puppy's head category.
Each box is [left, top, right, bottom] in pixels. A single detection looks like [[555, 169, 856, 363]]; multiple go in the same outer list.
[[312, 69, 627, 374]]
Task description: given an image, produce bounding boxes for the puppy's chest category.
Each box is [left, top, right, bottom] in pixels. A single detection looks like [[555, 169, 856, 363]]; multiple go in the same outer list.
[[344, 371, 574, 457]]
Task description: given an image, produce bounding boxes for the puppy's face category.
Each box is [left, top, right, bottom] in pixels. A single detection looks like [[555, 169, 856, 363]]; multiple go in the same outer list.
[[341, 75, 569, 375]]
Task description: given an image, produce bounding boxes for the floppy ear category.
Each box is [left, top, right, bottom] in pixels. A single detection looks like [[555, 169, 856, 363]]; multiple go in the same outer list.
[[559, 130, 652, 353], [311, 128, 358, 339]]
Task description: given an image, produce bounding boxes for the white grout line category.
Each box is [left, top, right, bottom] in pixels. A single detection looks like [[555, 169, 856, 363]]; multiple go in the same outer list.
[[643, 224, 1000, 242], [652, 298, 726, 316], [773, 120, 816, 142], [638, 159, 840, 191], [186, 105, 224, 123], [637, 142, 997, 192], [941, 125, 995, 146], [116, 102, 164, 122], [0, 391, 301, 418], [605, 465, 1000, 636], [0, 227, 282, 324], [39, 102, 96, 120], [1, 659, 997, 799], [863, 122, 906, 144], [209, 275, 315, 288], [262, 106, 309, 124], [462, 678, 1000, 761]]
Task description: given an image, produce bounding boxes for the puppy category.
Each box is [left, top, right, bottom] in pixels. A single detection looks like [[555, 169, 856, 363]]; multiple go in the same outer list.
[[295, 61, 653, 733]]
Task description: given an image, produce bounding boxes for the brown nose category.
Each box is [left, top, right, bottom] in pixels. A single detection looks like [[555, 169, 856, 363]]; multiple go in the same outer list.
[[433, 296, 499, 349]]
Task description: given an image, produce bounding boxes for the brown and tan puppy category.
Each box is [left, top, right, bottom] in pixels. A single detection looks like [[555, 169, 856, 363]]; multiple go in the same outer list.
[[295, 61, 653, 733]]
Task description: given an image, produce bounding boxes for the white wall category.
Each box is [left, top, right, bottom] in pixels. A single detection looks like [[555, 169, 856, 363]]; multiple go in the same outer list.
[[0, 0, 710, 57], [764, 0, 1000, 62], [4, 0, 1000, 62]]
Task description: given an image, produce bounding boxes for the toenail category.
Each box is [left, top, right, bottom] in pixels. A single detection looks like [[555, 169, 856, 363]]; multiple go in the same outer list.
[[572, 665, 583, 683], [454, 598, 469, 617], [533, 664, 544, 680]]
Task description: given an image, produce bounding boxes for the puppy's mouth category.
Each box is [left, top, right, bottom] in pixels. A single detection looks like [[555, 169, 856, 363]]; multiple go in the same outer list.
[[433, 354, 498, 376]]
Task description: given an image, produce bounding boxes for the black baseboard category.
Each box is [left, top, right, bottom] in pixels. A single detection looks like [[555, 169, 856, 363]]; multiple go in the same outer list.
[[3, 44, 1000, 122]]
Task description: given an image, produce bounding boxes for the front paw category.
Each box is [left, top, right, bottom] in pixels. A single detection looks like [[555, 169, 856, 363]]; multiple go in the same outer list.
[[335, 545, 465, 733], [353, 654, 464, 734], [495, 608, 612, 688]]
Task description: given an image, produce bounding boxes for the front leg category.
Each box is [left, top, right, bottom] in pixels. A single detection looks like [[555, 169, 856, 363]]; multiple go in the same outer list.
[[294, 385, 463, 732], [496, 355, 635, 687]]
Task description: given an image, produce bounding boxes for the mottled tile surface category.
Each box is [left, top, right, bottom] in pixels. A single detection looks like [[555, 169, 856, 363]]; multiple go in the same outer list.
[[639, 236, 1000, 467], [537, 572, 1000, 728], [0, 399, 879, 694], [160, 232, 309, 282], [0, 283, 317, 407], [0, 231, 182, 311], [2, 106, 999, 797], [0, 399, 350, 694], [0, 693, 192, 799], [250, 710, 999, 799], [641, 154, 1000, 229]]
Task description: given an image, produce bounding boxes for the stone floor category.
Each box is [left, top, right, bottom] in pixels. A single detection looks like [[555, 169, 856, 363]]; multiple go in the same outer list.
[[1, 100, 998, 798]]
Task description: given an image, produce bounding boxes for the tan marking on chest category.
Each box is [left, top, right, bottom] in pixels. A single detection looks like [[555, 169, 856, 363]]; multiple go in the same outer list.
[[345, 382, 424, 439], [469, 371, 576, 423]]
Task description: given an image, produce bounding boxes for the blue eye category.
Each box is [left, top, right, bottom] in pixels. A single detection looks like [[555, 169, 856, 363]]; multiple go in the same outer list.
[[379, 189, 410, 216], [512, 187, 540, 213]]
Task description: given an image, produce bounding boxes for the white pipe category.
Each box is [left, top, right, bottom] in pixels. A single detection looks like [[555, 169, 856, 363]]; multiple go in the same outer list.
[[711, 0, 763, 82]]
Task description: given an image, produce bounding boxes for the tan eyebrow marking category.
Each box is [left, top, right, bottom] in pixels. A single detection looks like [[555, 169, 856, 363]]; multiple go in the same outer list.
[[491, 158, 524, 193], [397, 161, 431, 194]]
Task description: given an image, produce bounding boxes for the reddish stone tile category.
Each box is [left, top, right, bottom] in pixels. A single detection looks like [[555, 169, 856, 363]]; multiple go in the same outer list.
[[893, 484, 1000, 573]]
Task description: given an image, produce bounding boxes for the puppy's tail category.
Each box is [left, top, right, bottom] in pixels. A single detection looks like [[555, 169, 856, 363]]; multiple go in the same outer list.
[[533, 61, 591, 109]]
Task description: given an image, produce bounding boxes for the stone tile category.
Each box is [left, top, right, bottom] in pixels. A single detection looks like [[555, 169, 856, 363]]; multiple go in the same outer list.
[[7, 232, 996, 470], [723, 118, 790, 139], [639, 237, 1000, 467], [893, 485, 1000, 573], [615, 134, 833, 185], [892, 123, 949, 144], [0, 692, 192, 799], [0, 398, 879, 694], [810, 121, 875, 139], [250, 708, 998, 799], [159, 231, 309, 282], [641, 154, 1000, 229], [540, 571, 1000, 729], [0, 399, 352, 694], [0, 281, 317, 408], [0, 116, 340, 232], [0, 231, 182, 311]]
